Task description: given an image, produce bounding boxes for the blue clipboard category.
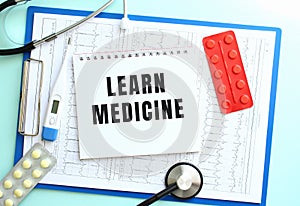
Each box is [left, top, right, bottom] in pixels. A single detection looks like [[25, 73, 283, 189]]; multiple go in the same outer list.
[[14, 6, 281, 206]]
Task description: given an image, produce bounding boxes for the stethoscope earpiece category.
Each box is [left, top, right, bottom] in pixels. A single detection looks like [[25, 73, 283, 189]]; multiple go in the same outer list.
[[137, 162, 203, 206]]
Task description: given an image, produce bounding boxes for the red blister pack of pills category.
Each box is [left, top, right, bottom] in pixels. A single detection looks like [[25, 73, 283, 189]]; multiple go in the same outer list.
[[202, 30, 253, 114]]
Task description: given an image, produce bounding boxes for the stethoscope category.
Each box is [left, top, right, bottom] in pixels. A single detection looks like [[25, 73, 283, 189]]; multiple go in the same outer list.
[[0, 0, 125, 56], [137, 162, 203, 206]]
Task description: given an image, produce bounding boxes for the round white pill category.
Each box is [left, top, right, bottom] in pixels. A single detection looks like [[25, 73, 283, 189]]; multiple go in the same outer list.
[[0, 190, 3, 198], [40, 159, 51, 168], [3, 180, 12, 189], [14, 189, 23, 198], [4, 199, 14, 206], [32, 169, 42, 178], [13, 170, 23, 179], [22, 160, 32, 169], [23, 179, 32, 189], [31, 149, 41, 159]]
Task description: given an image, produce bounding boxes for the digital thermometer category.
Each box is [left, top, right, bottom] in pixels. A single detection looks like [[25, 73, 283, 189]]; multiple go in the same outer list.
[[42, 38, 73, 141]]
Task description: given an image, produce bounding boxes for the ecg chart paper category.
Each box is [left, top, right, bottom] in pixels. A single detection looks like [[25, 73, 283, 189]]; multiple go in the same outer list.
[[22, 12, 276, 203]]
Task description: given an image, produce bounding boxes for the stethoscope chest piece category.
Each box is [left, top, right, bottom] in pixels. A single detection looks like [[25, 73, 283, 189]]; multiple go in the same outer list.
[[137, 162, 203, 206], [165, 162, 203, 199]]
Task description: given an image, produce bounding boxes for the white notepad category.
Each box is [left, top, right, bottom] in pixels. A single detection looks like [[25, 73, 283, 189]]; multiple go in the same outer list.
[[73, 48, 207, 159]]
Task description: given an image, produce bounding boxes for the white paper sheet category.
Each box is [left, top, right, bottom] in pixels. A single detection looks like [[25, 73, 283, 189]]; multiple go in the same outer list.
[[23, 12, 276, 203]]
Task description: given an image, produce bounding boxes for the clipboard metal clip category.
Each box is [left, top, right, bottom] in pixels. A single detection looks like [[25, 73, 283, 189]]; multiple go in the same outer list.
[[18, 58, 44, 136]]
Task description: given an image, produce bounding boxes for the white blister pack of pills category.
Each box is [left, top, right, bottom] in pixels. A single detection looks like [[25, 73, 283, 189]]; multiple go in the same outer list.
[[0, 143, 56, 206]]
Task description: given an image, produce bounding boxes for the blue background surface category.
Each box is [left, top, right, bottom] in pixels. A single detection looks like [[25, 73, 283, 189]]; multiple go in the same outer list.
[[0, 0, 299, 205]]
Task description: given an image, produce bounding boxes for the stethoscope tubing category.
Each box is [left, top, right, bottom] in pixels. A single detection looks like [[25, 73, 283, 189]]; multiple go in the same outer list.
[[0, 41, 35, 55], [0, 0, 114, 56], [0, 0, 17, 13]]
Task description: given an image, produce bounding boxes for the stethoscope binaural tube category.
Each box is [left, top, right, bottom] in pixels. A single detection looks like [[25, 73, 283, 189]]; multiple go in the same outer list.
[[137, 162, 203, 206], [0, 41, 35, 56], [0, 0, 19, 13], [0, 0, 114, 55]]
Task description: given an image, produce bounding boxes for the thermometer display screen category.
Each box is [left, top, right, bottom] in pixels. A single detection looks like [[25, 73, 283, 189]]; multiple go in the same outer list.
[[51, 100, 60, 114]]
